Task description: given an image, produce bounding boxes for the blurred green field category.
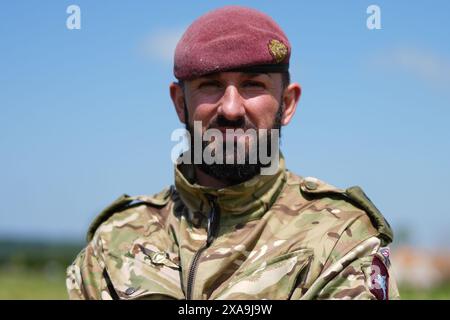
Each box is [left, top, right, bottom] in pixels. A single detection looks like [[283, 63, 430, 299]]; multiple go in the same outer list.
[[397, 284, 450, 300], [1, 269, 449, 300], [0, 269, 68, 300], [0, 238, 76, 300]]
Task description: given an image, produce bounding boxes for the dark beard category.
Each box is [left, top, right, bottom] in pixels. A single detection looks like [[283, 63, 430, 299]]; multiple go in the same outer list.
[[185, 102, 283, 185]]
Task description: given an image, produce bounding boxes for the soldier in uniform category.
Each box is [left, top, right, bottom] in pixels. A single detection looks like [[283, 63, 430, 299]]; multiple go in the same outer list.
[[67, 6, 399, 300]]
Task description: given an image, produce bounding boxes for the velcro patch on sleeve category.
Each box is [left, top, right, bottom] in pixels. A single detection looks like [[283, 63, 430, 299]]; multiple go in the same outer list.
[[369, 255, 390, 300]]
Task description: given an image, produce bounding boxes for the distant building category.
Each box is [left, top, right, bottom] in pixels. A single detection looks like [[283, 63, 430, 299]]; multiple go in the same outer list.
[[391, 246, 450, 288]]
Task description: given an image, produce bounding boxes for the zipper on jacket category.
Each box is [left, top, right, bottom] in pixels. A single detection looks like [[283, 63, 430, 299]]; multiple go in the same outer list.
[[186, 196, 220, 300]]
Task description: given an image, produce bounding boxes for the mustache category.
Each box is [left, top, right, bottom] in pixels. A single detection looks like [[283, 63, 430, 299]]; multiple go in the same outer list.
[[207, 115, 257, 131]]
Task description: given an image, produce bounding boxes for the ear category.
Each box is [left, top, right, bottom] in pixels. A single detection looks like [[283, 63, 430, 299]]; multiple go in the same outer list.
[[281, 82, 301, 126], [170, 82, 186, 124]]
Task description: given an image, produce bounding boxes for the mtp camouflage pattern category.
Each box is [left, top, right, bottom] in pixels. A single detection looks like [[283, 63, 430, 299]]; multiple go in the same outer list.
[[67, 156, 399, 300]]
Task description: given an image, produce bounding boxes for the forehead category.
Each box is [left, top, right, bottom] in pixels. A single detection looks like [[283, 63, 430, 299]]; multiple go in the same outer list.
[[188, 72, 280, 82]]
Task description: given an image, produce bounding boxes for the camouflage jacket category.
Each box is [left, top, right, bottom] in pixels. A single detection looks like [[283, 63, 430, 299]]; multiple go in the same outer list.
[[67, 157, 399, 300]]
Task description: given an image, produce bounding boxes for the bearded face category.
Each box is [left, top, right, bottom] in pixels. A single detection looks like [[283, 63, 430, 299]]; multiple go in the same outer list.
[[170, 71, 298, 186], [185, 104, 283, 184]]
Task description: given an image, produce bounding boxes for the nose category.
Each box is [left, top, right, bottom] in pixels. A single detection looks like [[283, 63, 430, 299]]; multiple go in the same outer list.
[[217, 85, 245, 121]]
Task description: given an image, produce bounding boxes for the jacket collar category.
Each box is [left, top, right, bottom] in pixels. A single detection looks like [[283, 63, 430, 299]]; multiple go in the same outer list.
[[174, 155, 287, 227]]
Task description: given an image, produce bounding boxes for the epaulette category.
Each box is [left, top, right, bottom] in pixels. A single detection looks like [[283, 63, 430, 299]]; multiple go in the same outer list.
[[86, 186, 173, 242], [300, 177, 393, 246]]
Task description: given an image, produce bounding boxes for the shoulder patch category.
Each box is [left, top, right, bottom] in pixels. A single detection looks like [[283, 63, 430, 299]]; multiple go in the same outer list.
[[86, 186, 173, 242], [369, 255, 390, 300], [300, 177, 393, 246]]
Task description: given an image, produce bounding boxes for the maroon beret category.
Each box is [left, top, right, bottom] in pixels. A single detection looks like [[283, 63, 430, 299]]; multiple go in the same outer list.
[[174, 6, 291, 80]]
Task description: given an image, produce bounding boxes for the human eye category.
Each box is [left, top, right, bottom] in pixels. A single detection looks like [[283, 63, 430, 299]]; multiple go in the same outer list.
[[198, 80, 222, 90], [241, 80, 266, 89]]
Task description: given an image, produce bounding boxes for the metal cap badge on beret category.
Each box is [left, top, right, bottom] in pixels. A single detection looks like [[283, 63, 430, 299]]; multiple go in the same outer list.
[[174, 6, 291, 80]]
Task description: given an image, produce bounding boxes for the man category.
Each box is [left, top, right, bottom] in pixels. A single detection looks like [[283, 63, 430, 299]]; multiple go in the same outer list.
[[67, 6, 399, 300]]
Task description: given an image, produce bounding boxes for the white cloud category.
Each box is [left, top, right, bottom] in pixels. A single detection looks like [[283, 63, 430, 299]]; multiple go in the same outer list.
[[138, 28, 185, 63], [371, 46, 450, 90]]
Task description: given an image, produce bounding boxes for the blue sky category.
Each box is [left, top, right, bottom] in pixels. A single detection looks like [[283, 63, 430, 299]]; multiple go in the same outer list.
[[1, 1, 449, 248]]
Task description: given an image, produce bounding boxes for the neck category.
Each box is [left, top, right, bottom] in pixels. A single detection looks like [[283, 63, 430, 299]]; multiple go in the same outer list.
[[194, 166, 233, 189]]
